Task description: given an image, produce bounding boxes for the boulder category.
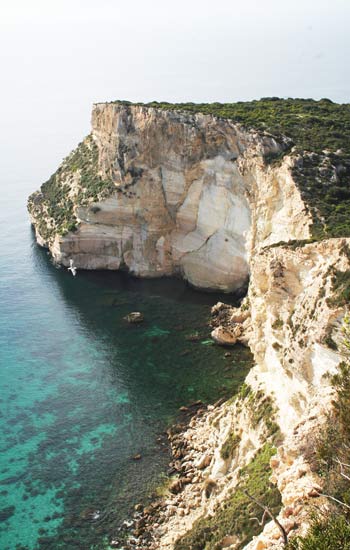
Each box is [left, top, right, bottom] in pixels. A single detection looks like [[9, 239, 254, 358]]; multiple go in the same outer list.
[[230, 309, 250, 324], [195, 453, 212, 470], [219, 535, 240, 548], [124, 312, 144, 324], [211, 324, 243, 346]]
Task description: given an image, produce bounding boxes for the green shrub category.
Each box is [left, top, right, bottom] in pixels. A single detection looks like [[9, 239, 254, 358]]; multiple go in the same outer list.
[[272, 319, 284, 330], [174, 444, 281, 550], [272, 342, 282, 351], [327, 270, 350, 308], [220, 433, 241, 460], [288, 514, 350, 549]]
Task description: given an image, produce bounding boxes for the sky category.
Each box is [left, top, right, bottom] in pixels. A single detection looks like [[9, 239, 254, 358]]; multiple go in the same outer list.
[[0, 0, 349, 186]]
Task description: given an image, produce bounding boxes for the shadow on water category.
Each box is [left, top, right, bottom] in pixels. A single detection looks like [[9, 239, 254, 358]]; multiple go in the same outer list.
[[31, 231, 242, 307], [1, 232, 253, 550]]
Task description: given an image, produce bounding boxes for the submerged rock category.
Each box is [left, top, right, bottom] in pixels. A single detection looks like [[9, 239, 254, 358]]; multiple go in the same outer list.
[[124, 312, 144, 324], [185, 332, 201, 342], [0, 505, 15, 522]]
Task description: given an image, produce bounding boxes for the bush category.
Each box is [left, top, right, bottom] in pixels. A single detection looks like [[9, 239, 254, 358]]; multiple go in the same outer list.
[[220, 433, 241, 460], [288, 514, 350, 549], [174, 444, 281, 550]]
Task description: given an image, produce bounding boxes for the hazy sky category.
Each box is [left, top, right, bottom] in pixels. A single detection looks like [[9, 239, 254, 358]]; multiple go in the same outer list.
[[1, 0, 349, 186]]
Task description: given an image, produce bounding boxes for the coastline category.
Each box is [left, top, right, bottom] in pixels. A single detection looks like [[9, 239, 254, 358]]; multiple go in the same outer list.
[[113, 399, 220, 550]]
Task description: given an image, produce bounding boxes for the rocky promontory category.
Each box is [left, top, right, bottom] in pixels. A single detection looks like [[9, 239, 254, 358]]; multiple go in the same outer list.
[[28, 101, 313, 292]]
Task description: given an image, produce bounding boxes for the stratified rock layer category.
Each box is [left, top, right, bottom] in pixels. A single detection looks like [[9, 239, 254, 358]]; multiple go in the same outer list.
[[28, 103, 311, 292]]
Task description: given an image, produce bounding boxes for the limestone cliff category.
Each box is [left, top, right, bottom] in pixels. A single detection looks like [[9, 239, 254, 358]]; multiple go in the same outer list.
[[28, 101, 350, 549], [28, 103, 311, 292]]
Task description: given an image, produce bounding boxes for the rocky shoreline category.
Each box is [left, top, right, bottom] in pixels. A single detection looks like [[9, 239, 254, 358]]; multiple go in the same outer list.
[[109, 383, 331, 550], [107, 267, 345, 549], [210, 301, 250, 347], [109, 399, 216, 550], [110, 303, 250, 549]]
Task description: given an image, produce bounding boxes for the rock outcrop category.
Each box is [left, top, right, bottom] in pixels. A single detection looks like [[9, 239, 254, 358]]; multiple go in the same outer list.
[[28, 103, 311, 292]]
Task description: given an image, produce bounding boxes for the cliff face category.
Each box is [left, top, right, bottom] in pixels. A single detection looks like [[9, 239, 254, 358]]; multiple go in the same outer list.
[[246, 239, 346, 431], [28, 102, 350, 548], [28, 103, 311, 292]]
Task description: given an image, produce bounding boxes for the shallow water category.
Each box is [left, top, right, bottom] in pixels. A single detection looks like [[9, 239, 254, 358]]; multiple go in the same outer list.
[[0, 182, 253, 550]]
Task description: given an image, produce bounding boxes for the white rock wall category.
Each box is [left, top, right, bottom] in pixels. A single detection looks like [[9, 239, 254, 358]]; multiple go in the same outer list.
[[31, 103, 312, 292]]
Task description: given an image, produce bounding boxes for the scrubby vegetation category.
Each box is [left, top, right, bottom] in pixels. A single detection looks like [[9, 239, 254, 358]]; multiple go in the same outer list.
[[115, 98, 350, 156], [220, 432, 241, 460], [174, 444, 281, 550], [327, 269, 350, 308], [272, 341, 283, 351], [292, 152, 350, 239], [272, 318, 284, 330], [235, 383, 280, 440], [323, 327, 338, 351], [28, 135, 115, 241], [288, 515, 350, 550], [325, 243, 350, 309]]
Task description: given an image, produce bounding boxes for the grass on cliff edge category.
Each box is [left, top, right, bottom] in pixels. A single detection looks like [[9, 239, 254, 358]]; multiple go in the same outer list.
[[174, 443, 281, 550], [113, 97, 350, 239]]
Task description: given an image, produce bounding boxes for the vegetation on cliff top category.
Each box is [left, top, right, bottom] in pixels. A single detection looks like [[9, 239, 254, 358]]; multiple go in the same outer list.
[[114, 97, 350, 156], [114, 98, 350, 239]]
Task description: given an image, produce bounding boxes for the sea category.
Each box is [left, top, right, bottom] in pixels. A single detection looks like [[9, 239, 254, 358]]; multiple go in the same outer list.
[[0, 178, 252, 549]]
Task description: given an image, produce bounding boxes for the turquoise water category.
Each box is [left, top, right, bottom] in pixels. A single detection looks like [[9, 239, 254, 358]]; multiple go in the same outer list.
[[0, 182, 252, 550]]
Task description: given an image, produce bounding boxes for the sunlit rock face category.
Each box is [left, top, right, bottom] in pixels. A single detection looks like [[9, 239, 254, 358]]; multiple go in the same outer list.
[[29, 103, 311, 291]]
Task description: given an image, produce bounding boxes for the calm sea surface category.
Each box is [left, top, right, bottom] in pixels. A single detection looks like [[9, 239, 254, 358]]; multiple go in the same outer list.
[[0, 181, 252, 549]]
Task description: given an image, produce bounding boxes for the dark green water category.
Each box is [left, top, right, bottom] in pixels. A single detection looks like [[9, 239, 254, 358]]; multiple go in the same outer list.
[[0, 182, 252, 550]]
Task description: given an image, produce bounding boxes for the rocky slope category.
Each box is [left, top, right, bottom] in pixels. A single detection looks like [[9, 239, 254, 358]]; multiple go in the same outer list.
[[117, 238, 349, 550], [28, 101, 350, 548]]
